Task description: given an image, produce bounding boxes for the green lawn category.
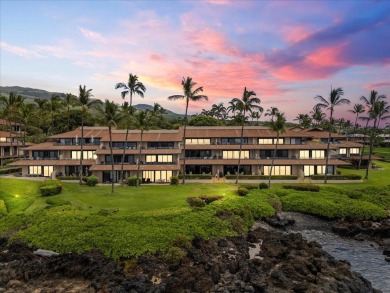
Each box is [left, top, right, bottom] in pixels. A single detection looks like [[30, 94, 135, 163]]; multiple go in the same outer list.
[[338, 160, 390, 186]]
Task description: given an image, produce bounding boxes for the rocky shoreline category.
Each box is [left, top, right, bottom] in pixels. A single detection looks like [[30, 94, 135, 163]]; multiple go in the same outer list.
[[0, 225, 381, 293]]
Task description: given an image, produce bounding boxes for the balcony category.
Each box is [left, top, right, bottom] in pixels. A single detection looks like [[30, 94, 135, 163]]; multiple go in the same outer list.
[[30, 157, 59, 160]]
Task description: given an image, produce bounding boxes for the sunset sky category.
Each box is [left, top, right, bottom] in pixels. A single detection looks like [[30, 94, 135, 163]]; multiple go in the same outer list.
[[1, 0, 389, 122]]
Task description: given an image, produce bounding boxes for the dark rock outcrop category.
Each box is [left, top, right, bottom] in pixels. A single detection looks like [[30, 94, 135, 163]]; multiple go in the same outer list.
[[0, 227, 382, 292]]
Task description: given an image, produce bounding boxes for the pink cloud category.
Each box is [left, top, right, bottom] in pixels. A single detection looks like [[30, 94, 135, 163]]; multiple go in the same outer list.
[[282, 25, 312, 44], [0, 41, 45, 58], [79, 27, 107, 43], [364, 81, 390, 89]]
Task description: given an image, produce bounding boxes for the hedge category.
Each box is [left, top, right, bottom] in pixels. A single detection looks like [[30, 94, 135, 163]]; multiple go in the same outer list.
[[127, 176, 141, 186], [0, 200, 7, 216], [311, 174, 362, 180], [283, 184, 320, 192], [178, 174, 212, 179], [0, 167, 22, 175], [225, 175, 298, 180], [40, 180, 63, 196]]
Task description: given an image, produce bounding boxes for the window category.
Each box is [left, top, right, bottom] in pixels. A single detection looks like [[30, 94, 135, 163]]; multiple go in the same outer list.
[[185, 165, 212, 174], [147, 142, 174, 149], [224, 165, 251, 175], [112, 142, 137, 149], [290, 138, 302, 144], [71, 151, 96, 160], [221, 138, 248, 144], [304, 165, 332, 176], [0, 137, 6, 142], [29, 166, 54, 176], [260, 150, 288, 158], [185, 150, 211, 158], [312, 150, 325, 159], [223, 150, 249, 159], [145, 155, 173, 163], [299, 150, 310, 159], [185, 138, 210, 145], [339, 148, 347, 155], [32, 151, 59, 159], [143, 170, 173, 182], [350, 148, 359, 154], [258, 138, 284, 144], [263, 165, 291, 176]]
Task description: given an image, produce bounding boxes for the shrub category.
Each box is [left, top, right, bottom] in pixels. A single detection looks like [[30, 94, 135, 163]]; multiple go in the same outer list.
[[127, 176, 141, 186], [171, 234, 192, 249], [40, 185, 62, 197], [237, 187, 249, 196], [0, 200, 7, 216], [283, 184, 320, 192], [40, 180, 63, 196], [46, 198, 71, 207], [170, 176, 179, 185], [86, 176, 99, 187], [0, 167, 22, 175], [163, 246, 186, 265], [311, 174, 362, 180], [225, 175, 298, 180], [239, 183, 258, 190], [258, 183, 269, 190], [178, 174, 212, 180], [199, 195, 223, 204], [187, 197, 206, 207]]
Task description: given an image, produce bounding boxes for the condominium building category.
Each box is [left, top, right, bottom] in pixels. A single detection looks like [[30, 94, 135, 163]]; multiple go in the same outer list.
[[0, 119, 28, 166], [10, 126, 362, 182]]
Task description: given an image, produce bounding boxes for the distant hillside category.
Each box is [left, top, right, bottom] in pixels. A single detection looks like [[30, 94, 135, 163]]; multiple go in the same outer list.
[[134, 103, 184, 119], [0, 86, 66, 100]]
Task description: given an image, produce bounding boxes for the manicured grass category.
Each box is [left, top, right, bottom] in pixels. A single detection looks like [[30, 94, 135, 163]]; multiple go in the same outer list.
[[338, 160, 390, 186]]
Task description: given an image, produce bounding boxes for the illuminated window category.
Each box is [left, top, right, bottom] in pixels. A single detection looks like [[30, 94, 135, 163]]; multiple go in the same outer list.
[[258, 138, 284, 144], [0, 137, 6, 142], [28, 166, 54, 176], [299, 150, 310, 159], [263, 165, 291, 176], [185, 138, 211, 145], [312, 150, 325, 159], [223, 150, 249, 159], [71, 151, 96, 160], [304, 165, 315, 176], [350, 148, 359, 154], [339, 148, 347, 155], [143, 170, 173, 182], [145, 155, 173, 163]]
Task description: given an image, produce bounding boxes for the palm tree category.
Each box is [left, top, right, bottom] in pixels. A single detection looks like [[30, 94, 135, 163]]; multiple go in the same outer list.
[[151, 102, 166, 122], [98, 100, 122, 193], [358, 90, 386, 169], [132, 110, 151, 187], [264, 112, 286, 188], [63, 93, 78, 131], [211, 102, 227, 121], [115, 74, 146, 108], [16, 102, 36, 148], [0, 93, 24, 159], [168, 77, 208, 184], [294, 114, 312, 129], [119, 102, 136, 186], [315, 87, 350, 183], [47, 94, 62, 135], [348, 104, 364, 142], [227, 99, 238, 118], [33, 98, 49, 133], [365, 100, 389, 179], [310, 105, 326, 127], [231, 87, 261, 184], [78, 85, 102, 184], [265, 107, 279, 122]]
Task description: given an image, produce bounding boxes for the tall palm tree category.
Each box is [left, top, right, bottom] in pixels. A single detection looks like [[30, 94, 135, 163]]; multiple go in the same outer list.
[[78, 85, 102, 184], [265, 107, 279, 122], [231, 87, 261, 184], [168, 77, 208, 184], [365, 100, 389, 179], [63, 93, 78, 131], [47, 94, 62, 135], [98, 100, 122, 193], [227, 99, 238, 118], [16, 102, 36, 148], [358, 90, 386, 169], [211, 102, 227, 121], [265, 112, 286, 188], [33, 98, 49, 133], [294, 114, 312, 129], [115, 74, 146, 108], [151, 102, 166, 122], [315, 87, 350, 183], [119, 102, 136, 186], [310, 105, 326, 126], [132, 110, 151, 187], [0, 93, 24, 159], [348, 104, 365, 142]]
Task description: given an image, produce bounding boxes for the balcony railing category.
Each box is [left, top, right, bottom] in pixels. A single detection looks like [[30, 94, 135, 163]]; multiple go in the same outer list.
[[30, 157, 59, 160]]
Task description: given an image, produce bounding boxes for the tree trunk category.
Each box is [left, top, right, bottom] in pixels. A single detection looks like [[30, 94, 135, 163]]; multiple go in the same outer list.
[[109, 126, 114, 193], [324, 109, 333, 184], [235, 110, 246, 184], [365, 118, 378, 180], [79, 116, 84, 185], [120, 127, 129, 186], [136, 129, 143, 187], [268, 133, 279, 188], [181, 99, 189, 184], [358, 119, 370, 169]]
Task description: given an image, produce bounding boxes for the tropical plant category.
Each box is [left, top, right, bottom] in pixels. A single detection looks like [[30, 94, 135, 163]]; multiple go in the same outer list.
[[310, 105, 326, 126], [47, 94, 62, 135], [151, 102, 166, 122], [77, 85, 102, 184], [294, 114, 312, 129], [365, 99, 389, 179], [315, 87, 350, 183], [168, 77, 208, 184], [231, 87, 261, 184], [227, 99, 238, 118], [132, 110, 152, 187], [358, 90, 386, 169], [264, 112, 286, 188], [211, 102, 227, 121], [63, 93, 79, 131], [348, 103, 364, 142], [115, 73, 146, 108], [265, 107, 279, 122], [98, 100, 122, 193], [16, 102, 36, 147]]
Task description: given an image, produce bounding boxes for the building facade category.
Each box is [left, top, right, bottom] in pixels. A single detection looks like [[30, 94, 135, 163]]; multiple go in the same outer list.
[[10, 126, 362, 182], [0, 119, 27, 166]]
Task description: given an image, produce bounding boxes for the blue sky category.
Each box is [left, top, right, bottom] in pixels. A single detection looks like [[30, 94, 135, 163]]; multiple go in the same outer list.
[[1, 0, 389, 123]]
